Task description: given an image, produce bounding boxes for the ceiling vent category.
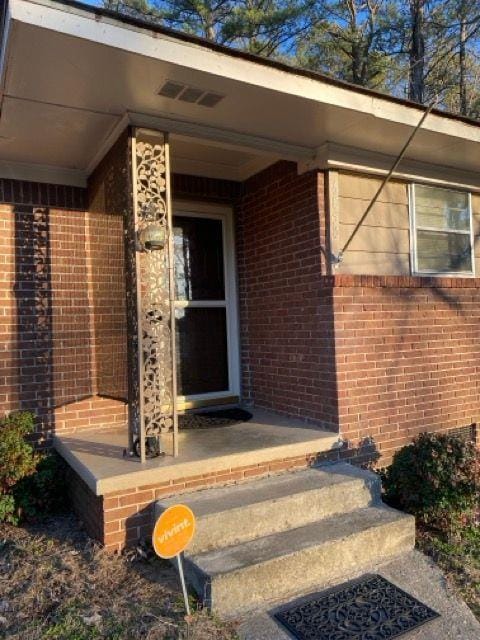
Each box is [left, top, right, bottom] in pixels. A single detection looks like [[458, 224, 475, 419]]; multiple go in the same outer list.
[[158, 80, 185, 99], [158, 80, 225, 108], [178, 86, 204, 103], [198, 92, 224, 108]]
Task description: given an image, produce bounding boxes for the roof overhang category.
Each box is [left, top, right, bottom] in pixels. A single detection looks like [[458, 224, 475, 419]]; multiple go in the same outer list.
[[1, 0, 480, 188]]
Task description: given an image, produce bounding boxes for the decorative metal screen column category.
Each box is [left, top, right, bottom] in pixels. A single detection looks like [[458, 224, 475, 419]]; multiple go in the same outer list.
[[126, 129, 177, 462]]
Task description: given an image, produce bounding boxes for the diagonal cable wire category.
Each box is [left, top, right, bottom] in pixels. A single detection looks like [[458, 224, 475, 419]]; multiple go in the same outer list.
[[335, 98, 437, 263]]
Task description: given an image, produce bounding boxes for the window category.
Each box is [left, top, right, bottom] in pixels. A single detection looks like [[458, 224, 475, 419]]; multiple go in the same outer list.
[[410, 184, 474, 276]]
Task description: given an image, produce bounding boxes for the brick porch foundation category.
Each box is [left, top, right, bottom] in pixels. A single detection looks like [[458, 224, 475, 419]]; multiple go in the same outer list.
[[68, 442, 379, 553]]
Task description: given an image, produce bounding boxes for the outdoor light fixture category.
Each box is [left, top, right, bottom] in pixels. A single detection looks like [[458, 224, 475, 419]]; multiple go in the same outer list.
[[138, 222, 166, 251]]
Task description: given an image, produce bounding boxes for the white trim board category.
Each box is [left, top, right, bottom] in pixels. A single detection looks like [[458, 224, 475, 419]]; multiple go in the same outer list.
[[5, 135, 480, 193], [0, 158, 86, 186], [128, 112, 313, 163], [309, 143, 480, 193]]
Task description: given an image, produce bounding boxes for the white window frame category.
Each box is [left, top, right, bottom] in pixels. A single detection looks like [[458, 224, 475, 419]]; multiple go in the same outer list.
[[173, 200, 240, 405], [409, 183, 475, 277]]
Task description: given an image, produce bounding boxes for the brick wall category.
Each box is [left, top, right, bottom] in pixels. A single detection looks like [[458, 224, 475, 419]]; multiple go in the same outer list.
[[173, 173, 242, 203], [87, 132, 130, 402], [327, 275, 480, 465], [0, 179, 127, 444], [68, 469, 104, 543], [235, 161, 337, 428], [0, 168, 242, 443]]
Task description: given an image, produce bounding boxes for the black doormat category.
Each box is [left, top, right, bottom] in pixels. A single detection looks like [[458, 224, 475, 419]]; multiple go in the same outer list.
[[179, 408, 253, 430], [274, 574, 439, 640]]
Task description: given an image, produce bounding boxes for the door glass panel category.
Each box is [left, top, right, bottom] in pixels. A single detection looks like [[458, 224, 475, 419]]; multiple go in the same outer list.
[[175, 307, 229, 395], [174, 216, 225, 301]]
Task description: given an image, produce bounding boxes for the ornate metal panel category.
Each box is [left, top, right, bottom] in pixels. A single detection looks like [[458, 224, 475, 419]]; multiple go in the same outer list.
[[126, 130, 177, 462]]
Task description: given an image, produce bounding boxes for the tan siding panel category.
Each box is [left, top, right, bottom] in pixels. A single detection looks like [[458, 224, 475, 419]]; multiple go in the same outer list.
[[472, 211, 480, 234], [338, 197, 409, 229], [339, 223, 410, 254], [338, 252, 411, 275], [338, 173, 408, 205], [472, 194, 480, 216], [335, 172, 410, 275], [334, 172, 478, 276]]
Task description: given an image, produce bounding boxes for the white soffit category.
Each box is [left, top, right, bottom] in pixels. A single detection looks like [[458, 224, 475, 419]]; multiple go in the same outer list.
[[0, 0, 479, 185]]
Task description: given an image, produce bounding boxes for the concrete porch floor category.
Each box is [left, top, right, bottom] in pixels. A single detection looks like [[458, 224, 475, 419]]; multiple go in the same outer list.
[[54, 409, 339, 496]]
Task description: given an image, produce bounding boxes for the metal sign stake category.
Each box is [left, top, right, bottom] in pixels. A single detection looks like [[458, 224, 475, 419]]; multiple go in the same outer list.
[[176, 553, 191, 616]]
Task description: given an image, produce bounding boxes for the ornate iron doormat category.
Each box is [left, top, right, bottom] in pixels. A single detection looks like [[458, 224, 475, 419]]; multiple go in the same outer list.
[[273, 574, 439, 640]]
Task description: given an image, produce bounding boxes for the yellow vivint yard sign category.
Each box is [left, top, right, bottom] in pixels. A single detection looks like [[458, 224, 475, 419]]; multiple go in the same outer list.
[[152, 504, 196, 558], [152, 504, 196, 615]]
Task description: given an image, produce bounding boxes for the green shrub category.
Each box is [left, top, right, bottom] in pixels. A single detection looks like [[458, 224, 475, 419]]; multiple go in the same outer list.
[[0, 494, 16, 524], [14, 452, 68, 521], [382, 432, 478, 533], [0, 411, 69, 524], [0, 411, 39, 524]]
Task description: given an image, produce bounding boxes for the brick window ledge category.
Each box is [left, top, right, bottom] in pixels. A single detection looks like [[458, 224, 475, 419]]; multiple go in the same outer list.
[[320, 275, 480, 289]]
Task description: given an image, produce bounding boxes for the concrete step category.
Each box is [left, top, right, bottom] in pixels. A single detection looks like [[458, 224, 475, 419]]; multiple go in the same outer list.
[[156, 463, 380, 554], [183, 505, 415, 617]]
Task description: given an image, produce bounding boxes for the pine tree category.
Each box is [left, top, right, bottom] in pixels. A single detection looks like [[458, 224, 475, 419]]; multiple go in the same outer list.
[[296, 1, 396, 90], [104, 0, 161, 21]]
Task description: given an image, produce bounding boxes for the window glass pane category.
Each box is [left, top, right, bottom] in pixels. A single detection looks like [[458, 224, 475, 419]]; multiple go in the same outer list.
[[175, 307, 229, 395], [415, 185, 469, 231], [174, 216, 225, 300], [416, 230, 472, 273]]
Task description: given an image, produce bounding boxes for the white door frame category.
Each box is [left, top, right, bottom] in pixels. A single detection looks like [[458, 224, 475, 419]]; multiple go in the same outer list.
[[173, 200, 240, 407]]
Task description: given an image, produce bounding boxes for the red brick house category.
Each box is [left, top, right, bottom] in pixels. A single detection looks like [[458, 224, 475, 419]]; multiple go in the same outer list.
[[1, 0, 479, 552]]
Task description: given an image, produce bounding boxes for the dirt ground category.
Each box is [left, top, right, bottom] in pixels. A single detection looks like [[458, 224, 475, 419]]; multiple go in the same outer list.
[[2, 514, 478, 639], [0, 515, 239, 640]]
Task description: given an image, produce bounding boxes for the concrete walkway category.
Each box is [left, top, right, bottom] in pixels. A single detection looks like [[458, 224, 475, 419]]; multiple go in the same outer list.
[[238, 550, 480, 639]]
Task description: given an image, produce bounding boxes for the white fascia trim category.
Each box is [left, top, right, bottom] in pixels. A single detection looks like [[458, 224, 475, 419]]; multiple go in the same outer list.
[[88, 110, 291, 180], [0, 158, 86, 186], [310, 143, 480, 193], [128, 111, 314, 161], [88, 108, 291, 182], [10, 0, 480, 144]]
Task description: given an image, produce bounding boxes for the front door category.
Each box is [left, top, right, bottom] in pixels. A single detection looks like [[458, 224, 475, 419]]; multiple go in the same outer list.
[[173, 203, 239, 409]]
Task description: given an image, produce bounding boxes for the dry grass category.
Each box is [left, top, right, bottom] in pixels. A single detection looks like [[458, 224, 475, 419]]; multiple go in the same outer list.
[[417, 524, 480, 621], [0, 515, 239, 640]]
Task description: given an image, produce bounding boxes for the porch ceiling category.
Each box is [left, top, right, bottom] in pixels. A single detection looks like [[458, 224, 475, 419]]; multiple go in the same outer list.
[[2, 0, 480, 187]]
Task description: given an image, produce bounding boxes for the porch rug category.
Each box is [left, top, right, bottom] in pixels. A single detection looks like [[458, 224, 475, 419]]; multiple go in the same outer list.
[[273, 574, 439, 640], [179, 408, 253, 429]]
